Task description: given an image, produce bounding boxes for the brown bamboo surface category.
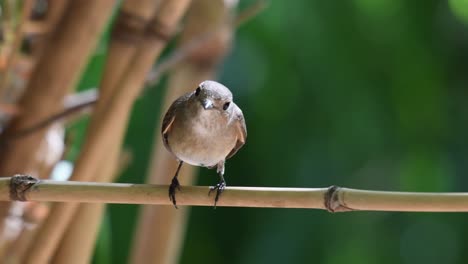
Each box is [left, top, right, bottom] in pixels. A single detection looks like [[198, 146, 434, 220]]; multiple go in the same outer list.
[[24, 1, 192, 263], [52, 1, 163, 262], [15, 1, 117, 263], [4, 176, 468, 212]]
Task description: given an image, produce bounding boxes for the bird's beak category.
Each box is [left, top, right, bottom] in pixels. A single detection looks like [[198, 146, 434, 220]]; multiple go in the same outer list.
[[202, 99, 213, 110]]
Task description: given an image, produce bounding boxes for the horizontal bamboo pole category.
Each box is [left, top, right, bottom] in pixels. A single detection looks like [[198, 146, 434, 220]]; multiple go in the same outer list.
[[4, 175, 468, 212]]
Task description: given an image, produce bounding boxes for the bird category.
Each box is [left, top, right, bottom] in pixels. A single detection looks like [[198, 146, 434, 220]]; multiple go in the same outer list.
[[161, 80, 247, 208]]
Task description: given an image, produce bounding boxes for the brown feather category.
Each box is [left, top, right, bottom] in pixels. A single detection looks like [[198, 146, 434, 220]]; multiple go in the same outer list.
[[161, 93, 190, 153], [226, 107, 247, 160]]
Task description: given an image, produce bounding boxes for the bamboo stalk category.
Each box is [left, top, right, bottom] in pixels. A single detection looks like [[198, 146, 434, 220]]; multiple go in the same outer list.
[[4, 0, 266, 138], [13, 1, 117, 263], [0, 0, 108, 158], [54, 203, 105, 262], [131, 1, 238, 263], [52, 97, 127, 263], [52, 2, 162, 260], [95, 0, 162, 105], [61, 0, 191, 186], [0, 1, 114, 261], [0, 0, 114, 222], [24, 1, 192, 263], [0, 1, 71, 118], [3, 176, 468, 212], [51, 138, 121, 263], [54, 2, 191, 263], [51, 118, 122, 264], [3, 201, 49, 263], [23, 0, 70, 35]]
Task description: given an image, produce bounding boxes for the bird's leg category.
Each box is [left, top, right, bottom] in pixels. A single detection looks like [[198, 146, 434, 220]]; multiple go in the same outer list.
[[169, 161, 183, 208], [209, 161, 226, 208]]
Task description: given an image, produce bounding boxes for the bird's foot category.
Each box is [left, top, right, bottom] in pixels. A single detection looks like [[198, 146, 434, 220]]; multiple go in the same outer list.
[[169, 177, 181, 209], [208, 180, 226, 208]]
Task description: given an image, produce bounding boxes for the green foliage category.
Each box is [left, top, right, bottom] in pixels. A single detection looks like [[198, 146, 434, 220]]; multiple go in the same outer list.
[[74, 1, 468, 263], [450, 0, 468, 24]]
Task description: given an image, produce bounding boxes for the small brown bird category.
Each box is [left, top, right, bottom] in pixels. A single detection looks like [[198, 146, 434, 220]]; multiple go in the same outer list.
[[161, 80, 247, 208]]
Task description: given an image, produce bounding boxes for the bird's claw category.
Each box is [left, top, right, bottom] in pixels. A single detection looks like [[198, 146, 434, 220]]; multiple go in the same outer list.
[[169, 177, 181, 209], [209, 180, 226, 208]]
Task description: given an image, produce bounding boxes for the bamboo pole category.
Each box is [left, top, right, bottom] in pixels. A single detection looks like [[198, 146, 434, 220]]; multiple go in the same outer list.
[[3, 176, 468, 212], [2, 201, 49, 263], [24, 1, 192, 263], [0, 0, 115, 227], [12, 0, 116, 263], [4, 0, 266, 139], [94, 0, 162, 105], [54, 1, 192, 262], [51, 161, 116, 264], [131, 1, 236, 263], [0, 0, 113, 177], [0, 1, 71, 122], [23, 0, 70, 36], [51, 1, 162, 261]]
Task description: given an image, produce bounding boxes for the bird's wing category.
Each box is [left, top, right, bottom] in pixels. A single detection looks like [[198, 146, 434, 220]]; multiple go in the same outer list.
[[161, 94, 189, 152], [226, 105, 247, 160]]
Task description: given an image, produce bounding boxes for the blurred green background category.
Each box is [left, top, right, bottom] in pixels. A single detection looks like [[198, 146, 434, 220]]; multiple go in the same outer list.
[[74, 0, 468, 263]]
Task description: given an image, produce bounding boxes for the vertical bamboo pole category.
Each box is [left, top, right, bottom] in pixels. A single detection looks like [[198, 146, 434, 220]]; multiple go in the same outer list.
[[130, 1, 236, 263], [0, 0, 116, 244], [2, 202, 49, 263], [0, 0, 114, 177], [24, 1, 192, 263], [51, 155, 118, 264], [0, 0, 70, 116], [52, 2, 162, 263]]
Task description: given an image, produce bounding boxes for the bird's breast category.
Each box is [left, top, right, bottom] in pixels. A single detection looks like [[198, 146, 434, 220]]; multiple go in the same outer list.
[[168, 109, 236, 167]]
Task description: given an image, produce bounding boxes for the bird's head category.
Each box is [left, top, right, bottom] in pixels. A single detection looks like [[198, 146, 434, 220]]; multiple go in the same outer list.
[[193, 80, 233, 112]]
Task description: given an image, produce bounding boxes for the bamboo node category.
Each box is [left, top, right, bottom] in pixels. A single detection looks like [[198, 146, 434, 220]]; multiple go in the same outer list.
[[112, 10, 149, 43], [145, 17, 174, 42], [9, 174, 39, 201], [324, 185, 352, 213]]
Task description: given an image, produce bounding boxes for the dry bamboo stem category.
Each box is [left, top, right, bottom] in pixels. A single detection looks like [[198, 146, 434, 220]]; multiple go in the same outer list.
[[0, 2, 115, 260], [4, 176, 468, 212], [52, 2, 162, 261], [15, 1, 116, 263], [52, 159, 117, 264], [0, 1, 70, 117], [131, 1, 236, 263], [0, 1, 114, 222], [4, 1, 265, 139], [24, 1, 192, 263], [0, 0, 112, 177], [95, 0, 162, 105], [52, 111, 124, 264], [23, 0, 70, 35], [3, 201, 49, 263], [55, 1, 190, 262], [22, 0, 71, 60], [144, 0, 266, 86]]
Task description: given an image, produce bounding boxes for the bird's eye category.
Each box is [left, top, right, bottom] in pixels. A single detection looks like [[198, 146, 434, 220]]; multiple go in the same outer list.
[[195, 87, 201, 96], [223, 102, 230, 110]]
